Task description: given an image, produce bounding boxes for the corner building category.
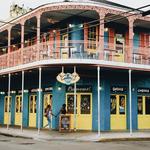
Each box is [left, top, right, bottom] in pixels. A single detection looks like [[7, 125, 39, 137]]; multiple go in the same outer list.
[[0, 0, 150, 131]]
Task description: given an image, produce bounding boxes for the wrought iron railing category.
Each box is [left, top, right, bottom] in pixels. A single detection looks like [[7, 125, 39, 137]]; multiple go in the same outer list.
[[0, 40, 150, 70]]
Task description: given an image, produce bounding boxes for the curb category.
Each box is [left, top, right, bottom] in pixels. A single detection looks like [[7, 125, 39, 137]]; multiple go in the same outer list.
[[98, 137, 150, 142], [0, 132, 33, 139]]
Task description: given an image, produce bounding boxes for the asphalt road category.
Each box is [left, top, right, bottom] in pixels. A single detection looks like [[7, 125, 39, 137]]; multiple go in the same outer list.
[[0, 134, 150, 150]]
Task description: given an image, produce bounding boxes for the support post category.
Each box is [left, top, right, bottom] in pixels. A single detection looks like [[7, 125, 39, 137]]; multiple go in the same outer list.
[[37, 14, 41, 60], [38, 67, 42, 134], [7, 73, 11, 130], [97, 66, 100, 136], [21, 22, 25, 64], [129, 69, 132, 135], [21, 71, 24, 131], [74, 66, 77, 131]]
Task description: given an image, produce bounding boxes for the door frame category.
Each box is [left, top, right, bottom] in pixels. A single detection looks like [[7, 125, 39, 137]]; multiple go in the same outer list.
[[110, 94, 127, 130], [66, 92, 92, 130], [138, 95, 150, 129], [4, 96, 12, 125], [15, 95, 22, 126], [29, 94, 37, 127], [43, 93, 52, 128]]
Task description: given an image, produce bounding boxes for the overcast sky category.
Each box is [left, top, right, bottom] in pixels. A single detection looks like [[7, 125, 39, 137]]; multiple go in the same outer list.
[[0, 0, 149, 20]]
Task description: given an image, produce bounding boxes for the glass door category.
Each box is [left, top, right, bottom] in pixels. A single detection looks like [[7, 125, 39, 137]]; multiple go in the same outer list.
[[15, 95, 22, 126], [66, 93, 92, 130], [29, 95, 37, 127], [4, 96, 12, 125], [110, 94, 126, 130], [138, 96, 150, 129], [43, 94, 52, 128]]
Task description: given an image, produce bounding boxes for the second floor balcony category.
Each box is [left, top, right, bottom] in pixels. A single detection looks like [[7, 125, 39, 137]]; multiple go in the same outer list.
[[0, 40, 150, 70], [0, 4, 149, 71]]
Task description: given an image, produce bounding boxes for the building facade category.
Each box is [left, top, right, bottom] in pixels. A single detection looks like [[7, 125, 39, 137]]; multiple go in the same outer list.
[[0, 0, 150, 131]]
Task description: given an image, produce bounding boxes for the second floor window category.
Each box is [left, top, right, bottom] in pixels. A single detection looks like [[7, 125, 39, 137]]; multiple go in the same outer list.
[[88, 26, 97, 50]]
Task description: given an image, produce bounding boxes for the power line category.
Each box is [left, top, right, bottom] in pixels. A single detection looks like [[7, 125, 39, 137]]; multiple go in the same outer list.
[[0, 3, 149, 33], [0, 4, 149, 50]]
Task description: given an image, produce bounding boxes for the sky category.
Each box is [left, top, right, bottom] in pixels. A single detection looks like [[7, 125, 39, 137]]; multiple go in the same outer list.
[[0, 0, 149, 20]]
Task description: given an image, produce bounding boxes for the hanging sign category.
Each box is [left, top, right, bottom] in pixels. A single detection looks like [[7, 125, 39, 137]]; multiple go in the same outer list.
[[66, 85, 92, 93], [137, 88, 150, 94], [56, 71, 80, 85], [44, 87, 53, 92], [111, 86, 127, 92]]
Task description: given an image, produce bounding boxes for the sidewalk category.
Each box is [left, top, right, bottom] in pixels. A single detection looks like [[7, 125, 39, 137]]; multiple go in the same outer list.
[[0, 127, 150, 142]]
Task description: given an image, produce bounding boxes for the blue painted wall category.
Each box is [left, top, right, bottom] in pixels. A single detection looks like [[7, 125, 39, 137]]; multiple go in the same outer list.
[[52, 82, 66, 129], [1, 68, 150, 131], [36, 91, 43, 128], [23, 92, 29, 127], [11, 93, 16, 125], [0, 94, 5, 125]]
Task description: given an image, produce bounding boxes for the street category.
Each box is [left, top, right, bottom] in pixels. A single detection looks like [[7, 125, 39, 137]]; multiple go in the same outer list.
[[0, 135, 150, 150]]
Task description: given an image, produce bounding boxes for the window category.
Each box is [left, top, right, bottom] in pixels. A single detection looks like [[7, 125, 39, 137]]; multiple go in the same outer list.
[[80, 95, 91, 114], [145, 96, 150, 114], [30, 95, 36, 113], [88, 26, 97, 49], [119, 96, 125, 114], [67, 95, 77, 114], [115, 34, 124, 54], [16, 96, 22, 113], [138, 96, 143, 114], [110, 95, 116, 114]]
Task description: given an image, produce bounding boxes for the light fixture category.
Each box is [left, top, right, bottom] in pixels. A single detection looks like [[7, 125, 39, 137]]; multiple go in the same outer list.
[[69, 24, 75, 28], [11, 91, 16, 94], [53, 30, 56, 33], [2, 48, 6, 52], [79, 24, 83, 28], [0, 92, 5, 95], [24, 90, 29, 93], [47, 18, 58, 24], [99, 86, 102, 91], [104, 28, 108, 32], [58, 85, 62, 91]]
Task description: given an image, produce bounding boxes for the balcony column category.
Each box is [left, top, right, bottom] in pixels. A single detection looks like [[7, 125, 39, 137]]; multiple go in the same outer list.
[[99, 11, 106, 60], [37, 14, 41, 60], [7, 27, 12, 67], [128, 17, 135, 63], [21, 21, 25, 64]]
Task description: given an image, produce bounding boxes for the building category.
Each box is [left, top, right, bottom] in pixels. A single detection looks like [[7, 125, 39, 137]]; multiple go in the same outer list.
[[0, 0, 150, 132]]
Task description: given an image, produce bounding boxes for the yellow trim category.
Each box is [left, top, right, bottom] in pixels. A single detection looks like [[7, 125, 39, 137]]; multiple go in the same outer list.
[[43, 94, 52, 128], [4, 96, 12, 125], [29, 95, 37, 127], [66, 93, 92, 130], [138, 96, 150, 129], [15, 95, 22, 126], [111, 94, 126, 130]]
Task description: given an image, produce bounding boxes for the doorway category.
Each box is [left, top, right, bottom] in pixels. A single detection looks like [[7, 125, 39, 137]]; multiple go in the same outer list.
[[110, 94, 126, 130], [15, 95, 22, 126], [4, 96, 12, 125], [29, 95, 37, 127], [66, 93, 92, 130], [138, 96, 150, 129], [43, 94, 52, 128]]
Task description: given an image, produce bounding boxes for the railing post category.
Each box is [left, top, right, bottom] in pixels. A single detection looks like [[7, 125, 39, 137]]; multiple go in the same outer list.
[[98, 10, 106, 60], [21, 70, 24, 132], [21, 21, 25, 64], [128, 17, 135, 63], [37, 14, 41, 61], [7, 27, 12, 67]]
